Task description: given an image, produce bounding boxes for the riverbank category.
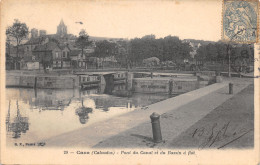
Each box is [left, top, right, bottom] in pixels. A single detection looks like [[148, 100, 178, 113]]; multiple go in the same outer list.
[[93, 78, 253, 149], [42, 77, 252, 148], [5, 70, 211, 94], [168, 83, 254, 149]]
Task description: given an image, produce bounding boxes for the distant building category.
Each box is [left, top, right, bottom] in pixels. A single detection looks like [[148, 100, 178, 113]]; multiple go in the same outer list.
[[31, 28, 38, 38], [32, 41, 71, 69], [70, 50, 87, 69], [59, 44, 71, 68], [8, 18, 127, 70], [32, 41, 57, 69], [23, 36, 49, 57], [182, 39, 204, 59], [20, 56, 39, 70], [39, 30, 47, 36], [56, 19, 67, 36]]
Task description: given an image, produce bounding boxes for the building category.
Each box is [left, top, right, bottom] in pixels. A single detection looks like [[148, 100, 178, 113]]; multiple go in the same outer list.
[[70, 50, 87, 69], [7, 18, 127, 70], [39, 30, 47, 36], [20, 56, 40, 70], [56, 19, 67, 37], [31, 28, 38, 38], [32, 42, 56, 69], [59, 44, 71, 68]]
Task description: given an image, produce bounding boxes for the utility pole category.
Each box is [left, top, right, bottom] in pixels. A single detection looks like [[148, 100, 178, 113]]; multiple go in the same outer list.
[[228, 47, 231, 77], [226, 43, 232, 78]]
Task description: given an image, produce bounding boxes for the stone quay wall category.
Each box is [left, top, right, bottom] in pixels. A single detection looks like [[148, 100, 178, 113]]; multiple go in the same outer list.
[[6, 74, 79, 89], [132, 77, 202, 94]]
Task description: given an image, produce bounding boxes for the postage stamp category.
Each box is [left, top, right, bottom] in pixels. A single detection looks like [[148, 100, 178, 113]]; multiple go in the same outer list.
[[222, 0, 259, 43], [1, 0, 260, 164]]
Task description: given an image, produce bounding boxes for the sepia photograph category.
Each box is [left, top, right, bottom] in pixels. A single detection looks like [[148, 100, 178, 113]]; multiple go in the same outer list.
[[0, 0, 259, 164]]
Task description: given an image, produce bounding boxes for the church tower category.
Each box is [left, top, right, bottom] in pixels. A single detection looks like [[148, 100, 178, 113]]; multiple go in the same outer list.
[[56, 19, 67, 36]]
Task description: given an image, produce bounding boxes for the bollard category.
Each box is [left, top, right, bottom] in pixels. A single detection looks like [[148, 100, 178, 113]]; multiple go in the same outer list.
[[229, 83, 233, 94], [34, 76, 37, 89], [168, 79, 173, 95], [150, 112, 162, 143]]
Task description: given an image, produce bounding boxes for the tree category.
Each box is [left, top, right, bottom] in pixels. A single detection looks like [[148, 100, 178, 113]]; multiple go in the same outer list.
[[196, 45, 207, 61], [215, 42, 228, 64], [6, 35, 12, 57], [127, 35, 192, 67], [205, 43, 218, 62], [75, 29, 92, 64], [115, 40, 129, 68], [6, 19, 29, 58], [93, 40, 118, 68]]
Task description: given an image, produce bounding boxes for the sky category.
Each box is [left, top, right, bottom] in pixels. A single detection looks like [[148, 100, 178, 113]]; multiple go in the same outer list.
[[2, 0, 222, 41]]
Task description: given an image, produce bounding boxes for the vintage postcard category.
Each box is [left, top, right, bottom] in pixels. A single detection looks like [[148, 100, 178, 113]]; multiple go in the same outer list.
[[0, 0, 259, 164]]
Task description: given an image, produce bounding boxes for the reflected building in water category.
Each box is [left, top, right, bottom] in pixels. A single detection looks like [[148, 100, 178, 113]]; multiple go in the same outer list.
[[5, 85, 175, 143], [33, 89, 74, 111]]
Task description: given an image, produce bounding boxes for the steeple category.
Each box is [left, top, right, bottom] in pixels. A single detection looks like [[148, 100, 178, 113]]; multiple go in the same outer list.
[[60, 19, 65, 26], [57, 19, 67, 36]]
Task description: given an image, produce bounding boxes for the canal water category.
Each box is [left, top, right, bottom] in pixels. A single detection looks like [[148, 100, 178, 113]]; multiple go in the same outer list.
[[5, 85, 174, 146]]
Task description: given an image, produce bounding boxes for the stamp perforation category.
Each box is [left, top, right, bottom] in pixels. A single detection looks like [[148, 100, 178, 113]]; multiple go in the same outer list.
[[221, 0, 259, 43]]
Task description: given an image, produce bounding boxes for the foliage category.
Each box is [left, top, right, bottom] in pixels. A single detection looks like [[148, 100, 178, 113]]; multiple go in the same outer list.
[[75, 29, 92, 55], [127, 35, 192, 66], [93, 40, 118, 59], [6, 19, 29, 57], [115, 40, 129, 67], [195, 42, 254, 64]]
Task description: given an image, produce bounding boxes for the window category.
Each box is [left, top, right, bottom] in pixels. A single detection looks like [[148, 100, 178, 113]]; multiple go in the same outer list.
[[63, 52, 66, 58], [56, 52, 59, 58]]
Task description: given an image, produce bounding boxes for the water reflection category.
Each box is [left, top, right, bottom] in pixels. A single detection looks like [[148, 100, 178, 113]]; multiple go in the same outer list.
[[6, 85, 174, 144], [75, 100, 93, 124], [6, 100, 29, 139]]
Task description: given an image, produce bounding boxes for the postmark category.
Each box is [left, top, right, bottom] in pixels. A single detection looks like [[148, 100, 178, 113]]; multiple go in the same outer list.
[[222, 0, 259, 43]]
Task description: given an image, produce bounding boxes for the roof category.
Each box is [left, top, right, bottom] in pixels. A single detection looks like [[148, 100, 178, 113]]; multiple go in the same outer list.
[[24, 34, 68, 45], [33, 41, 61, 51], [89, 36, 126, 41], [70, 50, 81, 56], [59, 19, 65, 26], [59, 44, 71, 50], [24, 36, 48, 45]]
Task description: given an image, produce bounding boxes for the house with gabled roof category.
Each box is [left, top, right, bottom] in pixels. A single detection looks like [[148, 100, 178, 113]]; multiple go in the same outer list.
[[70, 49, 87, 69], [32, 41, 57, 70], [58, 44, 71, 68]]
